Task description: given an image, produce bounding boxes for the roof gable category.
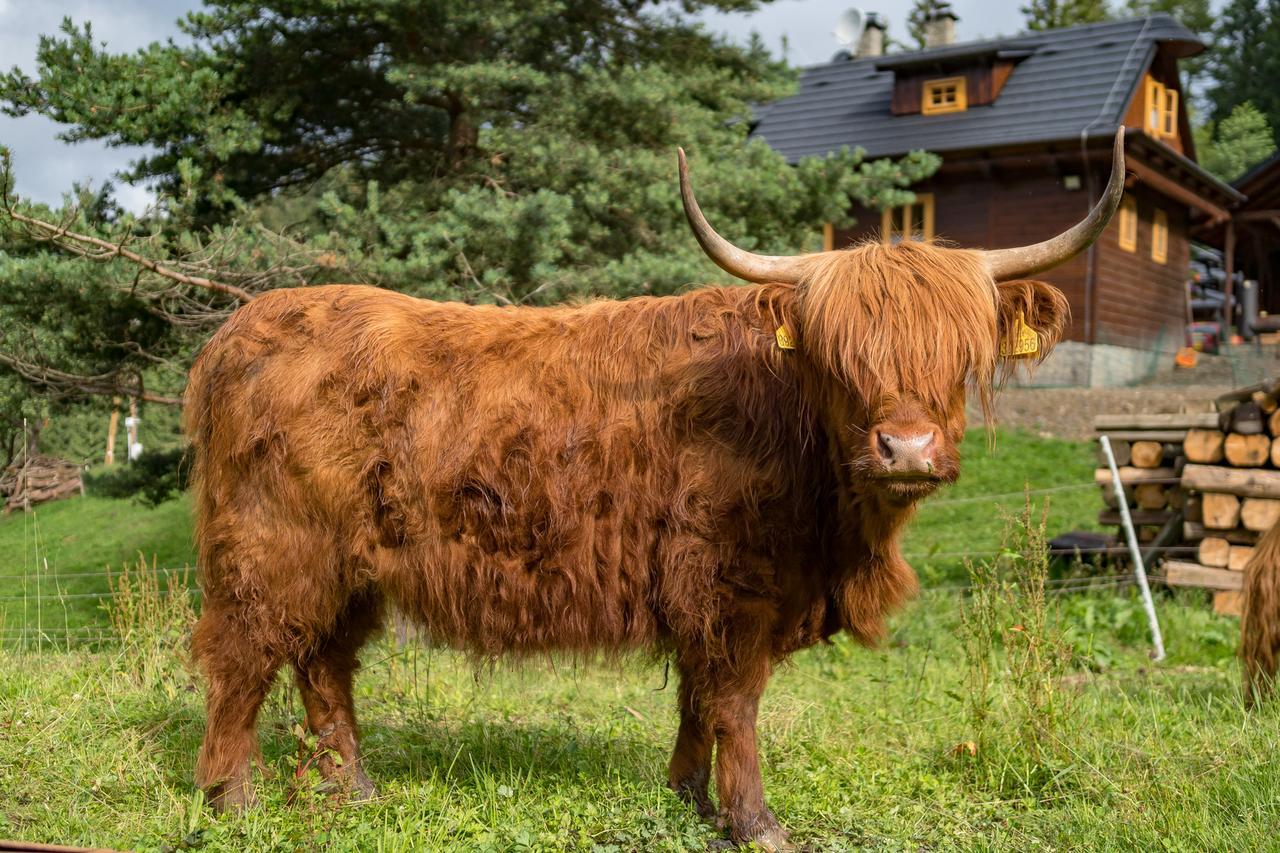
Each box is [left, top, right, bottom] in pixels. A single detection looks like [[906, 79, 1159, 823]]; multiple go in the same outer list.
[[750, 15, 1202, 162]]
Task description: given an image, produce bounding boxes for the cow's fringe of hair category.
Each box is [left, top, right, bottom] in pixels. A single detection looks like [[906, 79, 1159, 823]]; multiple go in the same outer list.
[[792, 241, 1066, 428], [1242, 521, 1280, 707]]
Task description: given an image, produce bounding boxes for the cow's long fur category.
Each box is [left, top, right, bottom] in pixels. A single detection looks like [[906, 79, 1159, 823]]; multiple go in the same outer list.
[[1242, 521, 1280, 707], [185, 239, 1065, 844]]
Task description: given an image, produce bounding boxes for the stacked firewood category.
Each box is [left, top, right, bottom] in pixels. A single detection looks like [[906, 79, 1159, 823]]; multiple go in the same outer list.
[[1093, 411, 1215, 548], [1164, 379, 1280, 616], [0, 454, 84, 513]]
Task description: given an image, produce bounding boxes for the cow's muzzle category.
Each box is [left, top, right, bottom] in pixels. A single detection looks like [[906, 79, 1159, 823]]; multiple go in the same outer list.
[[872, 428, 940, 479]]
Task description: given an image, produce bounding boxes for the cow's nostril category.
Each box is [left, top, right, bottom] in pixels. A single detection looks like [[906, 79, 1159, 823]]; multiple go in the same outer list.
[[876, 432, 894, 462]]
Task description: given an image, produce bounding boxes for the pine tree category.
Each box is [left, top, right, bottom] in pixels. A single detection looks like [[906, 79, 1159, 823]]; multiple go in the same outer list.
[[0, 1, 940, 413], [1021, 0, 1113, 31], [1195, 102, 1277, 181], [1206, 0, 1280, 146]]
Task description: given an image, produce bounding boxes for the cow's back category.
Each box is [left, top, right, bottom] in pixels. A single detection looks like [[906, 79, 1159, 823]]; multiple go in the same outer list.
[[186, 284, 822, 657]]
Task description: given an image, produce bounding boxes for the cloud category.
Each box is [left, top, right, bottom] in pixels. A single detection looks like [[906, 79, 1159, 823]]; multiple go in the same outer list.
[[6, 0, 1030, 213], [696, 0, 1026, 68], [0, 0, 200, 213]]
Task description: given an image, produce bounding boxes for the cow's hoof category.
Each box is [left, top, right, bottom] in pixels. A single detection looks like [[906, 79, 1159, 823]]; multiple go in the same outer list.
[[206, 779, 256, 815], [670, 771, 717, 820], [750, 826, 796, 852], [347, 769, 377, 802], [721, 810, 794, 852], [315, 768, 377, 803]]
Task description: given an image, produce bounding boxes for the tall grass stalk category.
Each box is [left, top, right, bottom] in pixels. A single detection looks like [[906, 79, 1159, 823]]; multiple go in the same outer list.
[[958, 498, 1076, 795], [107, 555, 197, 686]]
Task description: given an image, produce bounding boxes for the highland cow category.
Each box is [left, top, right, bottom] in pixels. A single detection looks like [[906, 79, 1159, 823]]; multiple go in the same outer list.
[[1242, 520, 1280, 707], [186, 130, 1127, 849]]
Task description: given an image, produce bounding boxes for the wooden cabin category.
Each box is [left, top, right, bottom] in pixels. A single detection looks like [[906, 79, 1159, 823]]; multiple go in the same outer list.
[[750, 14, 1244, 385], [1198, 152, 1280, 322]]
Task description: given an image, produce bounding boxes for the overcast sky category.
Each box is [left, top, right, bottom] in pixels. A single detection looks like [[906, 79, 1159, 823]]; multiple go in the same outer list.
[[0, 2, 1045, 212]]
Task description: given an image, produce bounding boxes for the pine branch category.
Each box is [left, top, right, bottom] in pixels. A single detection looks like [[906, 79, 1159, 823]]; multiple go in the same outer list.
[[0, 350, 183, 406], [3, 208, 257, 305], [0, 149, 255, 304]]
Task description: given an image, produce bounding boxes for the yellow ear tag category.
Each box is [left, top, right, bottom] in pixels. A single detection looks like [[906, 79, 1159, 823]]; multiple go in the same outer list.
[[775, 325, 796, 350], [1001, 312, 1039, 358]]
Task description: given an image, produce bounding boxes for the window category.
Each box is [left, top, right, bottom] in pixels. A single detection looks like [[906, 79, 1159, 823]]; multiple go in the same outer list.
[[922, 77, 967, 115], [881, 194, 935, 244], [1118, 196, 1137, 252], [1151, 209, 1168, 264], [1144, 76, 1179, 140]]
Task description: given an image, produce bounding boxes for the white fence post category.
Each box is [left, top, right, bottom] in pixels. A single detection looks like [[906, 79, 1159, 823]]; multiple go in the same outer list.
[[1100, 434, 1166, 661]]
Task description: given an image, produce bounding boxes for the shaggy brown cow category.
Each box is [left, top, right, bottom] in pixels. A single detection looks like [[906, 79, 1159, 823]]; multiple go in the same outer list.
[[1241, 521, 1280, 707], [187, 130, 1126, 849]]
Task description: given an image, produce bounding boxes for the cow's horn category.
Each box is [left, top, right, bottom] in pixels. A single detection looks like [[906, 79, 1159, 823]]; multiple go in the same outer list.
[[678, 148, 804, 284], [983, 128, 1127, 281]]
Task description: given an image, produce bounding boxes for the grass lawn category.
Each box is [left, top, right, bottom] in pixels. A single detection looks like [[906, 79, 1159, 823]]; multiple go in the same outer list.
[[0, 495, 196, 638], [2, 430, 1276, 851]]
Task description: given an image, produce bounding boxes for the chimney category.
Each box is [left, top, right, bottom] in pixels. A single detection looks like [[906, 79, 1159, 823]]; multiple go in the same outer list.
[[858, 13, 886, 58], [924, 3, 958, 48]]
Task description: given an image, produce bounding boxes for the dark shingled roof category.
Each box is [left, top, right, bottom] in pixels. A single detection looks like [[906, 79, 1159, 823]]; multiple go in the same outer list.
[[750, 15, 1203, 162]]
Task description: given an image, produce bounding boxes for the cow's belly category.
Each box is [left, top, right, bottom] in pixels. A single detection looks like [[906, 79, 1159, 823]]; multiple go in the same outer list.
[[373, 519, 663, 655]]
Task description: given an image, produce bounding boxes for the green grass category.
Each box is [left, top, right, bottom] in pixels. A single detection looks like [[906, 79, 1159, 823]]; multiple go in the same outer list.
[[2, 430, 1277, 851], [905, 428, 1102, 586], [0, 495, 196, 636]]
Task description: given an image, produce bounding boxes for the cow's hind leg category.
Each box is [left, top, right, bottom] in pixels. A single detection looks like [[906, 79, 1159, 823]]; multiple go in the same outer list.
[[292, 588, 383, 801], [668, 653, 716, 819], [193, 596, 286, 813]]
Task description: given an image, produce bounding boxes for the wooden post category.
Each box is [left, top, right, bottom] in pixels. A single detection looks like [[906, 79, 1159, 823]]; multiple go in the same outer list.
[[105, 397, 121, 466], [1224, 219, 1236, 339], [1183, 464, 1280, 498]]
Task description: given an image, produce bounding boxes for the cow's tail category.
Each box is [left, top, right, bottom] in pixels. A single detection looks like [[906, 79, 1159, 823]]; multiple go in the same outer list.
[[1241, 521, 1280, 708]]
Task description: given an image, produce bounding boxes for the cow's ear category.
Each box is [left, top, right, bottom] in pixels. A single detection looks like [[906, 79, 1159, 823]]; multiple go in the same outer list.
[[996, 280, 1069, 361]]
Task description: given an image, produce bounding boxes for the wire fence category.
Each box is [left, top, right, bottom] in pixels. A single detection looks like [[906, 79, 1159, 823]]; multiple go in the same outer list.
[[0, 471, 1196, 650]]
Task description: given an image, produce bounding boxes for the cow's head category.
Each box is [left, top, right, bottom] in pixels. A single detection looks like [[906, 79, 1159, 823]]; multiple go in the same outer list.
[[678, 130, 1125, 503]]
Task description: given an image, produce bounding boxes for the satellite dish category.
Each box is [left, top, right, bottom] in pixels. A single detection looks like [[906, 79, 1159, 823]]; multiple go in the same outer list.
[[834, 9, 865, 53]]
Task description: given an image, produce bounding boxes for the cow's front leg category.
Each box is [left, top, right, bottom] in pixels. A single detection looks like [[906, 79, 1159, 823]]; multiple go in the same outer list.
[[709, 661, 791, 851], [668, 655, 715, 818]]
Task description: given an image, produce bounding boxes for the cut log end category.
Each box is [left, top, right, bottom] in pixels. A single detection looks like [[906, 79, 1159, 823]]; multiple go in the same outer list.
[[1225, 433, 1271, 467]]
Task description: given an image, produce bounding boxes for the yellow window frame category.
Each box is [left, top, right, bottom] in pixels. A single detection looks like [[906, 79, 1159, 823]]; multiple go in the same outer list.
[[1118, 196, 1137, 252], [1144, 76, 1179, 140], [1151, 209, 1168, 264], [922, 77, 967, 115], [1161, 88, 1178, 138], [881, 194, 935, 245]]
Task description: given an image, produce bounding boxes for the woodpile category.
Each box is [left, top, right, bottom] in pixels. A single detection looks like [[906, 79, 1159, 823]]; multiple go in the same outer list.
[[1093, 411, 1207, 552], [0, 454, 84, 513], [1160, 379, 1280, 617]]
